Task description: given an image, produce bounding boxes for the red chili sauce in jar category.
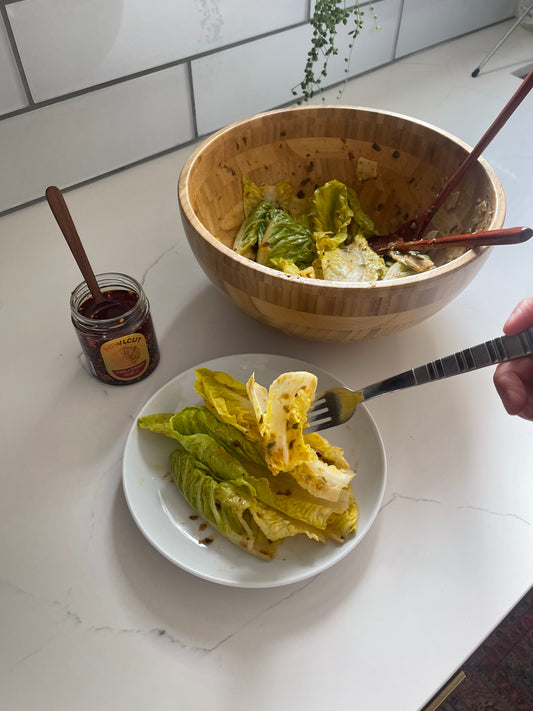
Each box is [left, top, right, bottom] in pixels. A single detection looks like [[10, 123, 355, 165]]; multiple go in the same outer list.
[[78, 288, 139, 319], [71, 274, 160, 385]]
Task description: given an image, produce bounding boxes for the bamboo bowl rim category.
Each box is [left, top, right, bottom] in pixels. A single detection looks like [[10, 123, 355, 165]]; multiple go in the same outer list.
[[178, 105, 506, 291]]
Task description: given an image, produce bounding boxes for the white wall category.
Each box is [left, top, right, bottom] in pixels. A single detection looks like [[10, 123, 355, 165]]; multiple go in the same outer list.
[[0, 0, 516, 214]]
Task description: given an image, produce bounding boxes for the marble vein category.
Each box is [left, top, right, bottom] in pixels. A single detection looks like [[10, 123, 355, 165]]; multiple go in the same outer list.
[[140, 245, 177, 285], [1, 581, 82, 673], [74, 573, 319, 656], [377, 493, 531, 527], [1, 573, 320, 664], [457, 504, 531, 527], [203, 574, 319, 654], [88, 625, 208, 652], [379, 492, 442, 512]]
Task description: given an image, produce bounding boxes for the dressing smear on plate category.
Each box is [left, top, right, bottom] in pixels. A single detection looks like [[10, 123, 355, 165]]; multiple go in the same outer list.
[[138, 368, 358, 560]]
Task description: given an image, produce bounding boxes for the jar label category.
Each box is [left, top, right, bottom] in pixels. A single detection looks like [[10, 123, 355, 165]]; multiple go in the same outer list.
[[100, 333, 149, 381]]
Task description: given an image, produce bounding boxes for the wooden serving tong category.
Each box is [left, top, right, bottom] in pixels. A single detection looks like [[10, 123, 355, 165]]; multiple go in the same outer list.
[[370, 225, 532, 255], [376, 68, 533, 246]]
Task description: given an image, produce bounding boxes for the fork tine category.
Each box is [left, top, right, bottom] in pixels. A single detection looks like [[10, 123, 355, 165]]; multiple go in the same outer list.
[[305, 392, 334, 433], [306, 408, 330, 424], [307, 395, 326, 410], [306, 403, 329, 419], [305, 387, 361, 432], [306, 394, 328, 418], [305, 417, 333, 433]]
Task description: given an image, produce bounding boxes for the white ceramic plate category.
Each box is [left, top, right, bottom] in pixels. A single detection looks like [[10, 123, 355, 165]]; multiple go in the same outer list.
[[123, 354, 386, 588]]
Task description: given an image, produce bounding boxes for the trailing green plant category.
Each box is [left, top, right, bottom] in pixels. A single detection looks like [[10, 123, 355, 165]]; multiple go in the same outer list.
[[293, 0, 380, 103]]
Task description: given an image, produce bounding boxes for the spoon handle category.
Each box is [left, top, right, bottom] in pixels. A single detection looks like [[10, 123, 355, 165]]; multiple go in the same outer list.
[[46, 185, 102, 301]]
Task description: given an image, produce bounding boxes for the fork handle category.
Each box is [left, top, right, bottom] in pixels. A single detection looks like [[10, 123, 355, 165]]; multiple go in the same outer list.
[[362, 326, 533, 401]]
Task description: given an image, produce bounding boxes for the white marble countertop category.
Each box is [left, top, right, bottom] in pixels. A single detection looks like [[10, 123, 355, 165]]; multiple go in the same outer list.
[[1, 25, 532, 711]]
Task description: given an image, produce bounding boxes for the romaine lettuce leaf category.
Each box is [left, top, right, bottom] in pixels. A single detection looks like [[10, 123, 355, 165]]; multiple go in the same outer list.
[[247, 371, 317, 474], [325, 487, 359, 542], [242, 174, 265, 217], [176, 432, 250, 481], [185, 381, 352, 526], [172, 406, 265, 465], [304, 432, 351, 470], [169, 449, 331, 553], [242, 174, 309, 221], [139, 367, 359, 558], [246, 370, 357, 502], [308, 179, 354, 252], [197, 368, 357, 506], [257, 208, 315, 271], [141, 403, 350, 529], [248, 498, 326, 543], [289, 458, 355, 502], [139, 412, 250, 480], [194, 368, 261, 442], [233, 200, 276, 257], [268, 257, 301, 276], [246, 470, 348, 529], [169, 449, 279, 560], [235, 176, 384, 284], [319, 234, 386, 282], [137, 413, 176, 438], [382, 261, 417, 280], [346, 186, 378, 238], [260, 180, 296, 216]]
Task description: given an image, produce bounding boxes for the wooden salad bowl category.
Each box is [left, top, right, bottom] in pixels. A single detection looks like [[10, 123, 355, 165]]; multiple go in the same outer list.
[[178, 105, 505, 342]]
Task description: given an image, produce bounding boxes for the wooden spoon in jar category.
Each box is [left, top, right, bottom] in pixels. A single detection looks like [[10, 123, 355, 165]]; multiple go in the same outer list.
[[46, 186, 120, 318]]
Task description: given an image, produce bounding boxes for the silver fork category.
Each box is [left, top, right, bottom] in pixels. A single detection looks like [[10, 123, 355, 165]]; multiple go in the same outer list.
[[306, 326, 533, 433]]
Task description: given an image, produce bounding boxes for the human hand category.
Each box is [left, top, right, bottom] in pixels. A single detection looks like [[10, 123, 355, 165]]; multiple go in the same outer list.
[[493, 297, 533, 421]]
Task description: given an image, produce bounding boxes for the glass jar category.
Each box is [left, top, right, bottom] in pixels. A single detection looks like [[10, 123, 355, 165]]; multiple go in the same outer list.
[[70, 272, 160, 385]]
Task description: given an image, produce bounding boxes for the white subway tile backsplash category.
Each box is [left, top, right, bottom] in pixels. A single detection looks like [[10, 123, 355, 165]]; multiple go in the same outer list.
[[7, 0, 307, 102], [396, 0, 516, 57], [192, 25, 312, 136], [0, 18, 27, 114], [0, 64, 193, 214], [192, 0, 402, 136], [0, 0, 519, 215], [307, 0, 401, 94]]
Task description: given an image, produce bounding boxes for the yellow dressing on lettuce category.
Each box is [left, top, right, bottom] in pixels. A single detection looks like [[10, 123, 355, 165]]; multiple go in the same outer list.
[[138, 367, 358, 559], [247, 371, 317, 474]]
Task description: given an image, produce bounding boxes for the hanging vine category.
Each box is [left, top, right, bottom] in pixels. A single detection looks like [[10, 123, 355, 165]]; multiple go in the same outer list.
[[293, 0, 380, 103]]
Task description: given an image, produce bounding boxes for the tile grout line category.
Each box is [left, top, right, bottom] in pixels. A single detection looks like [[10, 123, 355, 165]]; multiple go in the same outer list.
[[0, 16, 310, 123], [0, 2, 34, 107], [0, 2, 437, 125], [1, 17, 524, 220], [0, 8, 522, 216], [186, 60, 199, 141]]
